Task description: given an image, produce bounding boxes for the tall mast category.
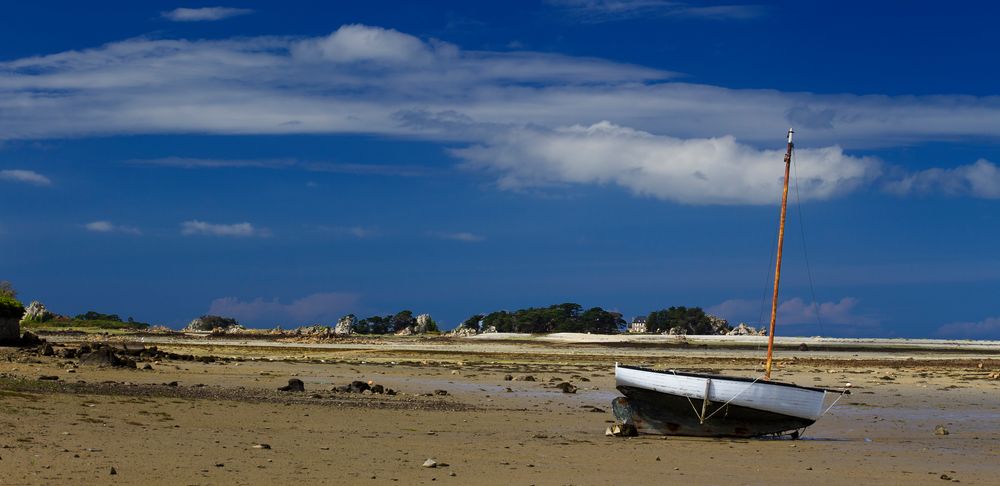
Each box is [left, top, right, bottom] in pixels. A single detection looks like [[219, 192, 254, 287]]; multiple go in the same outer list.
[[764, 128, 794, 380]]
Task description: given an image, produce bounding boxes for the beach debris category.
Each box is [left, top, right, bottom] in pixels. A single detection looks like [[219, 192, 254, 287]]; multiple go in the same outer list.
[[987, 371, 1000, 380], [934, 425, 950, 436], [605, 423, 638, 437], [278, 378, 305, 392], [252, 443, 271, 450], [513, 375, 536, 382], [422, 459, 438, 468], [555, 382, 577, 394]]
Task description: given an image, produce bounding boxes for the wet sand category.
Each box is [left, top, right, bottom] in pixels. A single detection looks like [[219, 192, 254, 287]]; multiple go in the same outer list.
[[1, 334, 998, 485]]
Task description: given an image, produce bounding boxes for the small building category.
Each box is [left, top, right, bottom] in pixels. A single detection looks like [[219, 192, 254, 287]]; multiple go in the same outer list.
[[628, 317, 647, 333]]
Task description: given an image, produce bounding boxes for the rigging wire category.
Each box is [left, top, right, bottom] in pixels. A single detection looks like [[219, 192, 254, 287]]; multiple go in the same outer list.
[[792, 149, 825, 336]]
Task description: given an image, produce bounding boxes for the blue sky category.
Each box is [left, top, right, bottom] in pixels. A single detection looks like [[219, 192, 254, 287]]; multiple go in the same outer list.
[[2, 1, 999, 338]]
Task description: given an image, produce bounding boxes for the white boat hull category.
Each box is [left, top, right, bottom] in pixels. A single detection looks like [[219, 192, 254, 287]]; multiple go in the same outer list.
[[613, 364, 829, 437]]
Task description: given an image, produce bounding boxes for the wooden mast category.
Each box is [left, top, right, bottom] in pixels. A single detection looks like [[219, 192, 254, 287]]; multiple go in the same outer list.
[[764, 128, 794, 380]]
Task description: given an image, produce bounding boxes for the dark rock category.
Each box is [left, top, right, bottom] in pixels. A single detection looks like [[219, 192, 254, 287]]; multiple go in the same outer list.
[[433, 389, 448, 396], [142, 364, 153, 370], [503, 374, 513, 381], [798, 343, 810, 351], [513, 375, 536, 382], [934, 425, 949, 436], [79, 348, 125, 368], [19, 331, 43, 347], [385, 389, 396, 396], [332, 385, 352, 393], [78, 343, 92, 354], [39, 343, 54, 356], [110, 467, 117, 475], [38, 375, 59, 381], [58, 347, 77, 359], [555, 382, 577, 394], [278, 378, 305, 392], [371, 384, 385, 394], [349, 381, 370, 393], [166, 381, 179, 387]]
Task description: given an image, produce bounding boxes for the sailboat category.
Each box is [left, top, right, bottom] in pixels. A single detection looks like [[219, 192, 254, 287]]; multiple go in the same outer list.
[[611, 129, 847, 438]]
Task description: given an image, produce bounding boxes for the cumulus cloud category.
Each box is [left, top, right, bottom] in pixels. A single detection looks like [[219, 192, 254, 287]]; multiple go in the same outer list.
[[454, 122, 880, 204], [208, 291, 360, 325], [2, 24, 999, 203], [161, 7, 253, 22], [0, 169, 51, 186], [883, 159, 1000, 199], [429, 231, 485, 242], [937, 317, 1000, 339], [547, 0, 764, 23], [292, 24, 440, 64], [84, 220, 141, 235], [181, 220, 269, 237], [708, 297, 879, 327]]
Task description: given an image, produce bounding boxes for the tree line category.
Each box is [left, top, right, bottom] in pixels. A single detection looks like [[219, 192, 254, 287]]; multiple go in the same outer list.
[[458, 304, 729, 335]]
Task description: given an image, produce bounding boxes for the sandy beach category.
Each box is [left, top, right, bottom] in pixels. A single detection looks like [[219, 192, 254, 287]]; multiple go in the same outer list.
[[1, 333, 998, 485]]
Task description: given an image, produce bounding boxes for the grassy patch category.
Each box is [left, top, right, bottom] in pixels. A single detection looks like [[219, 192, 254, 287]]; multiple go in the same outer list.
[[21, 318, 148, 332]]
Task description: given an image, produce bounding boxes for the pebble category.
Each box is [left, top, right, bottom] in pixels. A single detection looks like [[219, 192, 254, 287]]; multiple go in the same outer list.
[[253, 444, 271, 450], [422, 459, 438, 468]]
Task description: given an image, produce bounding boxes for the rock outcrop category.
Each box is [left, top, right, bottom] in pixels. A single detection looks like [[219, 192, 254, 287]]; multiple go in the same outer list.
[[707, 314, 731, 334], [448, 326, 477, 337], [0, 317, 18, 344], [335, 315, 356, 336], [726, 323, 767, 336], [20, 301, 55, 323], [183, 315, 245, 334], [414, 314, 434, 333]]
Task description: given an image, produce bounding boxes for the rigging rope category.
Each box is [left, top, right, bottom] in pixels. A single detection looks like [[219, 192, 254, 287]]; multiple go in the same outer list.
[[791, 150, 825, 336]]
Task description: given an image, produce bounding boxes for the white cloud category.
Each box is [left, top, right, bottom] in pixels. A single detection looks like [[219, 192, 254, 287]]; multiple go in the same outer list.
[[708, 297, 879, 327], [937, 317, 1000, 339], [84, 220, 141, 235], [2, 24, 1000, 204], [292, 24, 438, 64], [161, 7, 253, 22], [429, 231, 485, 242], [883, 159, 1000, 199], [181, 220, 269, 237], [129, 157, 431, 177], [547, 1, 764, 23], [454, 122, 879, 204], [0, 169, 51, 186], [208, 291, 360, 325]]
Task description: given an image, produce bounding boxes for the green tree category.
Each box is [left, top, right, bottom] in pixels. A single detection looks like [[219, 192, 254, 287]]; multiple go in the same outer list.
[[0, 281, 16, 299], [482, 311, 514, 332], [390, 310, 416, 332], [646, 306, 714, 334], [460, 314, 484, 331]]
